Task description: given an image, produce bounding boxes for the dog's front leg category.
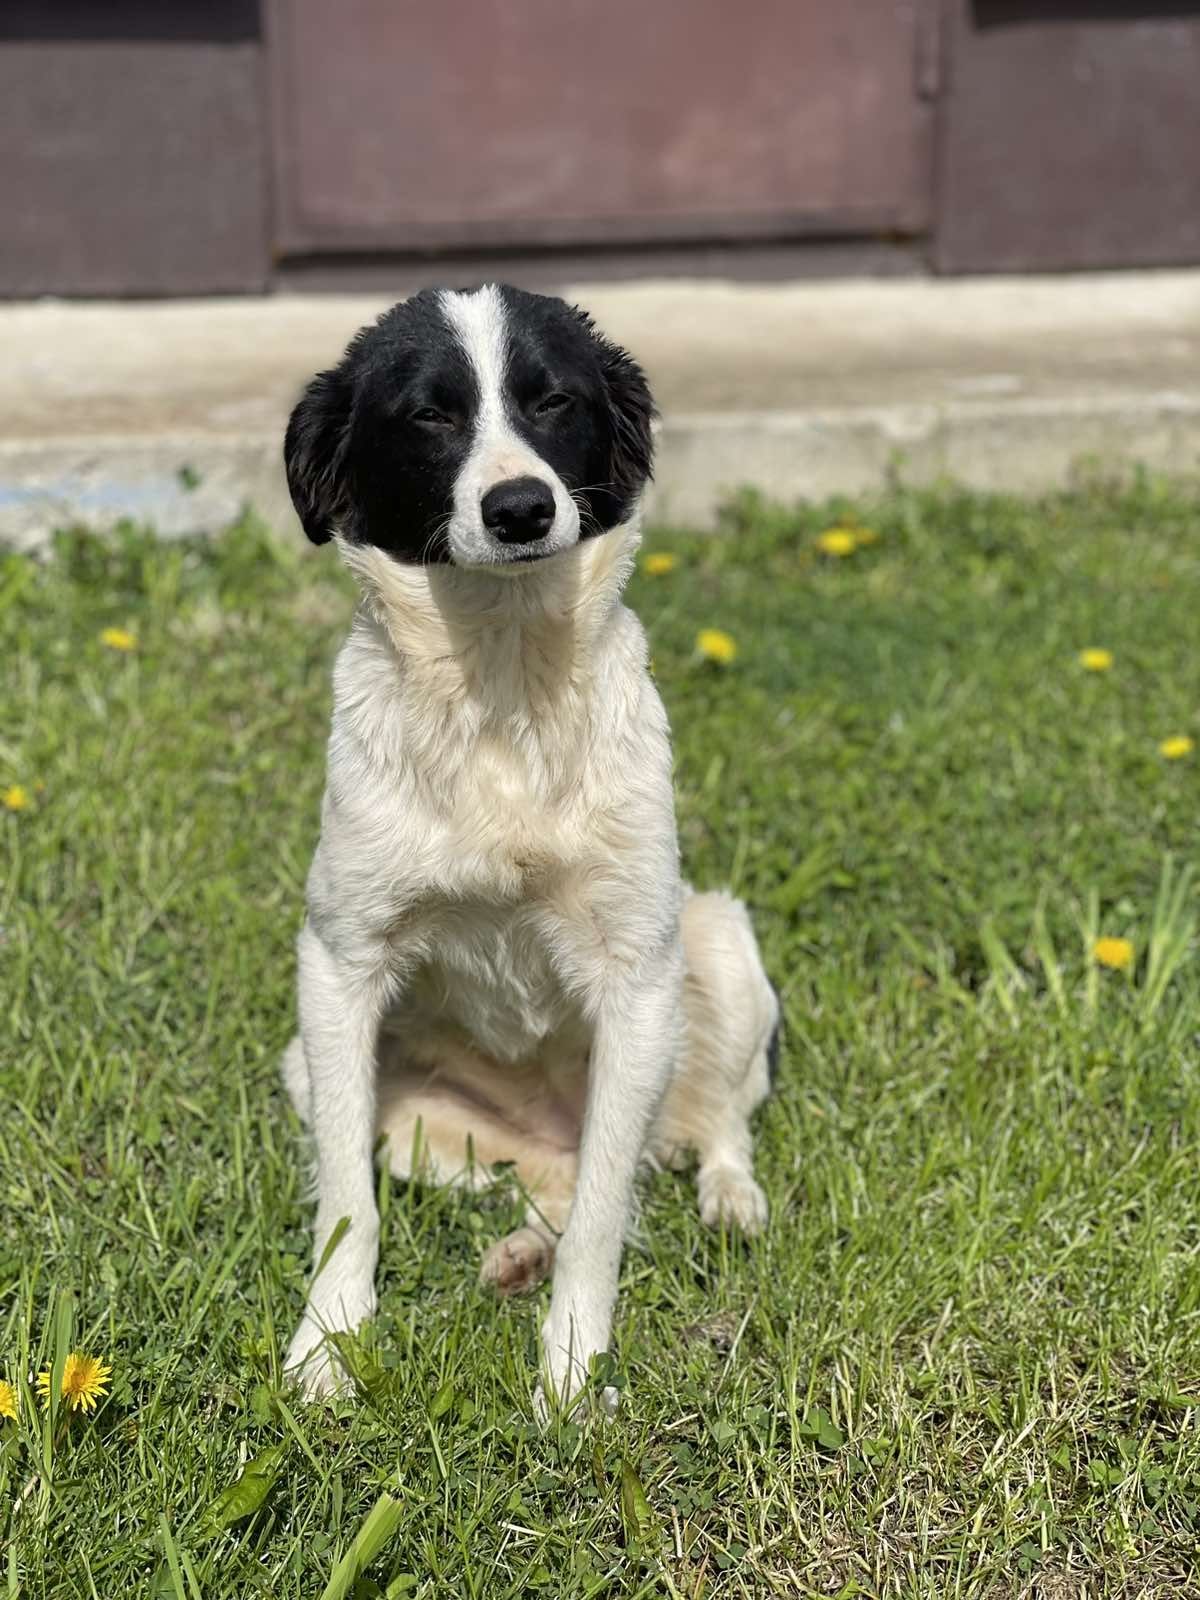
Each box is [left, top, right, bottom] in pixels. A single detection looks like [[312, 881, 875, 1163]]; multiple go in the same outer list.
[[285, 921, 391, 1398], [540, 951, 682, 1414]]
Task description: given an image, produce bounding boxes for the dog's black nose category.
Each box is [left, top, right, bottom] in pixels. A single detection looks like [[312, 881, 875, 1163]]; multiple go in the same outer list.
[[481, 476, 556, 543]]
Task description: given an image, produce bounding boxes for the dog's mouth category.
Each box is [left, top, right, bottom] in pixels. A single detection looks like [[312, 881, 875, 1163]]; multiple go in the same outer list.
[[445, 497, 582, 571], [507, 546, 557, 564], [456, 541, 564, 571]]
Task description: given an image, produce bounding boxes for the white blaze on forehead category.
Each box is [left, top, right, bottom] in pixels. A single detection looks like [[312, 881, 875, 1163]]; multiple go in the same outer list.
[[441, 284, 533, 484], [439, 284, 509, 437], [437, 286, 580, 566]]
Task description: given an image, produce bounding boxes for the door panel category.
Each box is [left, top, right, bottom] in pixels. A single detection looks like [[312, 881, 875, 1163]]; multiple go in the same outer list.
[[0, 2, 266, 296], [268, 0, 935, 253], [936, 0, 1200, 272]]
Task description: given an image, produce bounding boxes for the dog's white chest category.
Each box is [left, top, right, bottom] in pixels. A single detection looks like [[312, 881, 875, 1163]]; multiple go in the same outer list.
[[441, 728, 587, 893], [366, 736, 598, 1060], [401, 901, 580, 1062]]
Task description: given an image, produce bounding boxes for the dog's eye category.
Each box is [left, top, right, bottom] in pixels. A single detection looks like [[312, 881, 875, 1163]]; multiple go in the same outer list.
[[534, 392, 573, 419], [411, 406, 454, 428]]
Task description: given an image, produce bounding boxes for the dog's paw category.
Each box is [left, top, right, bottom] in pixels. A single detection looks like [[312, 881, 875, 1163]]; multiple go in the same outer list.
[[284, 1280, 375, 1403], [537, 1306, 618, 1423], [698, 1166, 768, 1233], [284, 1317, 352, 1402], [479, 1227, 555, 1296], [290, 1346, 351, 1403], [533, 1378, 619, 1426]]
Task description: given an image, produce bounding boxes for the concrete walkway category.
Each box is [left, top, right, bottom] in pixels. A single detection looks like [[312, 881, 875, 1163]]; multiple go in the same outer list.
[[2, 272, 1199, 548]]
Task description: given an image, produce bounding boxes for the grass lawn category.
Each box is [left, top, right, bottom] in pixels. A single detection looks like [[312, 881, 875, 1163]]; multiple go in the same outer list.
[[4, 479, 1200, 1598]]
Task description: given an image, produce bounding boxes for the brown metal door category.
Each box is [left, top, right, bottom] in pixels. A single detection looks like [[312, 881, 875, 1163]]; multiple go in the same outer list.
[[0, 2, 267, 297], [267, 0, 936, 255], [936, 1, 1200, 273]]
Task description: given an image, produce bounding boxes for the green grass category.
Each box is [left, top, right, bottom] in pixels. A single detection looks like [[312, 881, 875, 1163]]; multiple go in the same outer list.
[[3, 478, 1200, 1598]]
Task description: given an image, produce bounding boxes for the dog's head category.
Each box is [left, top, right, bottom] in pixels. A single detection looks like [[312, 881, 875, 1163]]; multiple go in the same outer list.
[[284, 284, 655, 569]]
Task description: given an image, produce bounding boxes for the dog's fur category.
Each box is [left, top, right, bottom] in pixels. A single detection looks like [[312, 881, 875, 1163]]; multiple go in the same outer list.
[[280, 284, 778, 1409]]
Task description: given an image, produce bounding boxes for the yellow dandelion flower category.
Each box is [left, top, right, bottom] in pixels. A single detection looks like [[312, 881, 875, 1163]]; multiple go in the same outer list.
[[1093, 937, 1134, 972], [36, 1352, 112, 1413], [99, 626, 137, 652], [1160, 735, 1195, 761], [1079, 648, 1113, 673], [0, 1380, 16, 1421], [2, 785, 28, 811], [816, 528, 857, 558], [642, 552, 678, 577], [696, 628, 738, 665]]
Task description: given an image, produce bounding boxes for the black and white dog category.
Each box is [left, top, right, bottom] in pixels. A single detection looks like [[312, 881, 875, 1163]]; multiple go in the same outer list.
[[280, 284, 778, 1411]]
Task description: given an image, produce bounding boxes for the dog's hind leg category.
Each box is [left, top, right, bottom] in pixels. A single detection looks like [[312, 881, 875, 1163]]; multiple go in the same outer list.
[[652, 890, 779, 1232], [374, 1032, 580, 1296], [477, 1157, 576, 1297]]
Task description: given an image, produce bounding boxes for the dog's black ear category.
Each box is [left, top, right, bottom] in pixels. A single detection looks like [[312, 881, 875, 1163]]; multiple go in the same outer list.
[[283, 366, 354, 545], [598, 335, 656, 503], [573, 306, 656, 506]]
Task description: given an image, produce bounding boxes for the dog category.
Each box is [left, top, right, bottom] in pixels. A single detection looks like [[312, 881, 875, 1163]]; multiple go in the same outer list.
[[279, 283, 779, 1411]]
